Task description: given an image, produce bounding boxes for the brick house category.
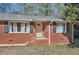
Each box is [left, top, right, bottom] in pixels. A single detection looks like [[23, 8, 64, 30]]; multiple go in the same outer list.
[[0, 13, 70, 46]]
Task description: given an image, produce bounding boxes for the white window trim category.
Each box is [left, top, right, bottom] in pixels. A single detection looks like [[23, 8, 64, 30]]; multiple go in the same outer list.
[[25, 22, 30, 33], [13, 22, 17, 32], [8, 22, 12, 33], [8, 21, 30, 33], [56, 23, 64, 33], [53, 22, 67, 33]]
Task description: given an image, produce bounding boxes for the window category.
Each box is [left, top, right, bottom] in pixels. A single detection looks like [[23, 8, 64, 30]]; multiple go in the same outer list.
[[21, 23, 25, 32], [13, 22, 17, 32], [56, 23, 64, 33], [9, 22, 13, 32], [25, 23, 30, 33], [53, 22, 66, 33], [17, 23, 21, 32], [4, 21, 9, 33], [8, 22, 30, 33]]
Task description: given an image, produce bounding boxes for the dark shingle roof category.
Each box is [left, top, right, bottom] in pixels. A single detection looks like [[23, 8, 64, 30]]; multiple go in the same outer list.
[[0, 13, 64, 21]]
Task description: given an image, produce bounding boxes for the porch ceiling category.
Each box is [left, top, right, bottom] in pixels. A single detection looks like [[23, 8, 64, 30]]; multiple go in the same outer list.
[[0, 13, 64, 21]]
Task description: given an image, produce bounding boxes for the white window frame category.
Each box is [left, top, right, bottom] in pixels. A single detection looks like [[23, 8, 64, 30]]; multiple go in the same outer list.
[[8, 21, 30, 33], [56, 23, 67, 33], [8, 22, 12, 33], [13, 22, 17, 32], [52, 22, 67, 33], [25, 22, 30, 33], [21, 23, 25, 32]]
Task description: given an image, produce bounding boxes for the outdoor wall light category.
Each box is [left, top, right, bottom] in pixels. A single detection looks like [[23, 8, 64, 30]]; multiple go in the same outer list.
[[37, 24, 40, 26]]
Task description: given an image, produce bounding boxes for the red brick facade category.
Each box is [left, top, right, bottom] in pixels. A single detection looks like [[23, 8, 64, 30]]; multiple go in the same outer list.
[[0, 21, 69, 46]]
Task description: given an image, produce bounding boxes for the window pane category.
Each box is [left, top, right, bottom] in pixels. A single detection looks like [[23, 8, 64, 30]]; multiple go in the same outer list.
[[9, 22, 13, 32], [27, 24, 30, 33], [13, 22, 17, 32], [4, 21, 9, 33], [56, 23, 64, 33], [25, 23, 30, 33], [17, 23, 21, 32], [21, 23, 25, 32]]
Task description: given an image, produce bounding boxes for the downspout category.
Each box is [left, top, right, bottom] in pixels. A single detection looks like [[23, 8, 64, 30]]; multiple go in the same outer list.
[[48, 20, 53, 45], [48, 23, 50, 45]]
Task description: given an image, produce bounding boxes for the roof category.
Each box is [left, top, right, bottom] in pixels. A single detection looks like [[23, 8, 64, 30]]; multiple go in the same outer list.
[[0, 13, 64, 21]]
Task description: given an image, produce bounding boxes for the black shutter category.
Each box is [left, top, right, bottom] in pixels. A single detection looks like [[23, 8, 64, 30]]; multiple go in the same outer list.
[[30, 22, 33, 33], [4, 21, 9, 33], [30, 25, 33, 33], [53, 22, 56, 33], [25, 23, 27, 32]]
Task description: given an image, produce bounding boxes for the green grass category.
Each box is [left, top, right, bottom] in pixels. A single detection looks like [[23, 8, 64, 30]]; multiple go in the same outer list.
[[0, 45, 79, 55]]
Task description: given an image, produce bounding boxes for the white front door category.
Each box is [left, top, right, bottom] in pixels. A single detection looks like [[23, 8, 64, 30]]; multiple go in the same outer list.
[[35, 21, 43, 38]]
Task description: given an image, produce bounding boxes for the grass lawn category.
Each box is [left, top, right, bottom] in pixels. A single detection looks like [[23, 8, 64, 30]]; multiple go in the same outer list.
[[0, 45, 79, 55]]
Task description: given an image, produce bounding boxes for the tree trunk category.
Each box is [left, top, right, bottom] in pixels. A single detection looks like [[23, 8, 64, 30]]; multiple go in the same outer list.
[[69, 23, 74, 44], [71, 23, 74, 44]]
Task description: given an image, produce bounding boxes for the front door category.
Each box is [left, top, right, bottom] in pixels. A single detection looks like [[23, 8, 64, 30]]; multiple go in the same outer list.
[[35, 21, 43, 38]]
